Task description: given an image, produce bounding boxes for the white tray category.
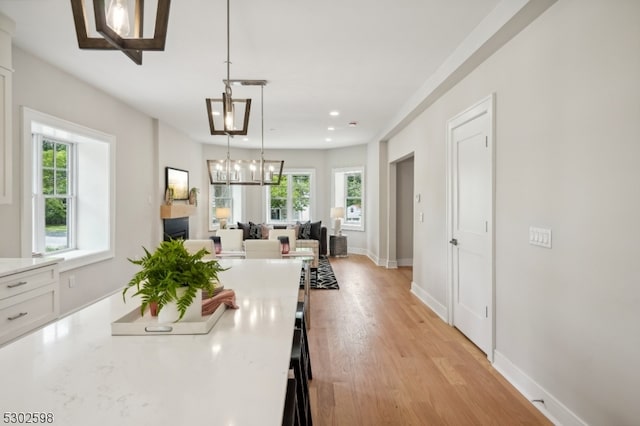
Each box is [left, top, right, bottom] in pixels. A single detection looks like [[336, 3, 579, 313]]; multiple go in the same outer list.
[[111, 303, 227, 336]]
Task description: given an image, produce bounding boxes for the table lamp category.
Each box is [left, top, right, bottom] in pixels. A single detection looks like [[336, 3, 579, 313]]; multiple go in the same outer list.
[[216, 207, 231, 229], [330, 207, 345, 236]]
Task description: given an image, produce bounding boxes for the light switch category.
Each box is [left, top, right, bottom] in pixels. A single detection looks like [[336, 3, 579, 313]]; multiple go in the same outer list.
[[529, 226, 552, 248], [419, 212, 424, 223]]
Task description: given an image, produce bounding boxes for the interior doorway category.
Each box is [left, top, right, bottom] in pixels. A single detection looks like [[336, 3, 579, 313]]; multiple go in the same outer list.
[[446, 94, 495, 360], [396, 156, 414, 269]]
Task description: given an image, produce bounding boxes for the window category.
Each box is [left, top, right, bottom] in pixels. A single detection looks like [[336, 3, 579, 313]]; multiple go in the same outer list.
[[33, 137, 75, 253], [266, 170, 314, 223], [22, 108, 115, 271], [333, 167, 365, 231], [208, 184, 242, 230]]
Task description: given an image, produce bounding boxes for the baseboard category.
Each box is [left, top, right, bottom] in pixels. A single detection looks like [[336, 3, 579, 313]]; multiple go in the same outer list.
[[410, 282, 448, 322], [386, 260, 398, 269], [368, 251, 387, 267], [348, 247, 367, 256], [493, 351, 587, 426], [397, 258, 413, 267], [365, 250, 380, 265]]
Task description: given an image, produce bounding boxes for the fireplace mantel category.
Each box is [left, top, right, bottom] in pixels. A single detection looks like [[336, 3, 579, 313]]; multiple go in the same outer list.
[[160, 204, 196, 219]]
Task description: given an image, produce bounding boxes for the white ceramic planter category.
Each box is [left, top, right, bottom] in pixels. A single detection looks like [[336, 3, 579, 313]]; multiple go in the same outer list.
[[158, 288, 202, 323]]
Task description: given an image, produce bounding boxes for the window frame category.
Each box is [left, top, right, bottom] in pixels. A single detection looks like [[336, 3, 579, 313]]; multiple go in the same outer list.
[[21, 107, 116, 272], [332, 166, 365, 232], [265, 168, 316, 224], [208, 184, 243, 231], [32, 135, 77, 254]]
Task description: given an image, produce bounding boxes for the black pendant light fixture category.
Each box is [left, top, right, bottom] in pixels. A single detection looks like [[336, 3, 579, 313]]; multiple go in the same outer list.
[[207, 81, 283, 186], [70, 0, 171, 65], [205, 0, 251, 136]]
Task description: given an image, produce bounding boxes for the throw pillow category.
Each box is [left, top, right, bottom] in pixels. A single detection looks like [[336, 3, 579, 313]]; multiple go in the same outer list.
[[248, 222, 262, 239], [260, 224, 271, 239], [297, 221, 312, 239], [288, 224, 300, 239], [310, 221, 322, 240], [237, 222, 250, 240]]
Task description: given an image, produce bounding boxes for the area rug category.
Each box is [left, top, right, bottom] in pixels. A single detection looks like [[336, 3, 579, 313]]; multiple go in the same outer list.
[[300, 255, 339, 290]]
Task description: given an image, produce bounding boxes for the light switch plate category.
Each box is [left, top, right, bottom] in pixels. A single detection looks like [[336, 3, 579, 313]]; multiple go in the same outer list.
[[529, 226, 552, 248]]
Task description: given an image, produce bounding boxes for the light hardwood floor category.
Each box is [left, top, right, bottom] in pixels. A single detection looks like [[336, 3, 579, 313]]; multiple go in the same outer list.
[[307, 255, 551, 425]]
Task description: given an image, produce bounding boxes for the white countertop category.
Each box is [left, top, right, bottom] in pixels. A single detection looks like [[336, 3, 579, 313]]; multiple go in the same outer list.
[[0, 259, 302, 426], [0, 257, 61, 277]]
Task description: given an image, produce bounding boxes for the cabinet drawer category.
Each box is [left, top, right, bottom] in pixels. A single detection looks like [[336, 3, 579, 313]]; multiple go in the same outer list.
[[0, 285, 58, 345], [0, 266, 57, 301]]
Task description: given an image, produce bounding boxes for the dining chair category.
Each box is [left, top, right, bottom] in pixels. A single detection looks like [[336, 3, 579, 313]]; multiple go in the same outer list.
[[282, 376, 299, 426], [268, 228, 297, 251], [182, 239, 216, 260], [215, 229, 244, 252], [291, 328, 312, 425], [244, 239, 282, 259]]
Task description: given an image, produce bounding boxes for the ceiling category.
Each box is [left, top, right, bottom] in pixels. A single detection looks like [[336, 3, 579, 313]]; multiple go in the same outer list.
[[0, 0, 503, 149]]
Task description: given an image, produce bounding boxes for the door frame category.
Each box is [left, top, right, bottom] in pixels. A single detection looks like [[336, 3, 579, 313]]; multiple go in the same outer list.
[[445, 93, 495, 362]]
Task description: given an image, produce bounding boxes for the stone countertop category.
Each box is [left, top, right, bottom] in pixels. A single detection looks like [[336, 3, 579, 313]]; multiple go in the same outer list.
[[0, 258, 302, 426], [0, 257, 61, 278]]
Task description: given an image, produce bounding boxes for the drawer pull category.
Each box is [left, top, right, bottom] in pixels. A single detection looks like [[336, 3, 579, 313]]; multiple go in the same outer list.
[[7, 281, 28, 289], [7, 312, 28, 321]]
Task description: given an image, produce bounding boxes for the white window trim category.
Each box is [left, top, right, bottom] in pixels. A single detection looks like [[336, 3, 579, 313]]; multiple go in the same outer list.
[[265, 168, 316, 224], [332, 166, 365, 232], [208, 184, 243, 231], [21, 107, 116, 272]]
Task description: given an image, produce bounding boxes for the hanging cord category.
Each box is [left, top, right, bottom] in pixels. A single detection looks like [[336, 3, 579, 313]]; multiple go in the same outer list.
[[226, 135, 231, 186], [226, 0, 231, 95], [260, 84, 265, 185]]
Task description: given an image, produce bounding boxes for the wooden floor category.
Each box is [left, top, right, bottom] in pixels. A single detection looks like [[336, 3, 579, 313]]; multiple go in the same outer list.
[[307, 255, 551, 426]]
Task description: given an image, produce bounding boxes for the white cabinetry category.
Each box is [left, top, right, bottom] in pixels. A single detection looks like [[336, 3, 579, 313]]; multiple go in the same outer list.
[[0, 13, 14, 204], [0, 259, 60, 346]]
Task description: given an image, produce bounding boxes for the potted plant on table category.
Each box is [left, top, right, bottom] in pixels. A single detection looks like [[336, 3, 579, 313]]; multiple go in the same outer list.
[[123, 239, 226, 322]]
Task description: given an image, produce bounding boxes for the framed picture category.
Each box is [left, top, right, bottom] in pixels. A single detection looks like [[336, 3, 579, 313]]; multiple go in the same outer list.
[[165, 167, 189, 200]]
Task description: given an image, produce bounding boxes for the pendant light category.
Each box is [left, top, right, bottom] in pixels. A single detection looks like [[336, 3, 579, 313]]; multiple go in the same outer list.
[[205, 0, 251, 136], [70, 0, 171, 65], [207, 81, 283, 185]]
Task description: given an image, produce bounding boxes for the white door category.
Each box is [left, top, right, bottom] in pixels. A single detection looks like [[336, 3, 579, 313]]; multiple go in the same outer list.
[[447, 96, 493, 357]]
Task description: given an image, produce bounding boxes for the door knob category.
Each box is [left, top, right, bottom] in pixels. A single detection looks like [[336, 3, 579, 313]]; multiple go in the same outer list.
[[449, 238, 458, 246]]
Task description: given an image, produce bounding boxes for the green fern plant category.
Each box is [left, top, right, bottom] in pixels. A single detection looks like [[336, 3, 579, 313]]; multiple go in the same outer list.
[[123, 239, 226, 321]]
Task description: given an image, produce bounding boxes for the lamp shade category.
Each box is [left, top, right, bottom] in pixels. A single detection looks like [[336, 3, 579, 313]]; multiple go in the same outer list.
[[330, 207, 345, 219], [215, 207, 231, 219]]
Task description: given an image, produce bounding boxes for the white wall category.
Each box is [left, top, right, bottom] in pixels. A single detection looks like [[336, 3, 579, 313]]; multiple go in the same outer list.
[[157, 121, 206, 239], [0, 47, 208, 314], [384, 0, 640, 424], [3, 47, 158, 313]]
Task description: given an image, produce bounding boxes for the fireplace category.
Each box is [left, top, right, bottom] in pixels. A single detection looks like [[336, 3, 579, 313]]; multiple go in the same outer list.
[[163, 217, 189, 241]]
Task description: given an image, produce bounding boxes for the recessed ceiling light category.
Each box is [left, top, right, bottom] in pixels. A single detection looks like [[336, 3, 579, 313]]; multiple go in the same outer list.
[[243, 137, 249, 142], [325, 138, 332, 142], [328, 126, 335, 131], [329, 111, 340, 116]]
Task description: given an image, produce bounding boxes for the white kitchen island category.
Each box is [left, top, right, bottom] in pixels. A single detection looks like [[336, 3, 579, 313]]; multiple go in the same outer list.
[[0, 258, 302, 426]]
